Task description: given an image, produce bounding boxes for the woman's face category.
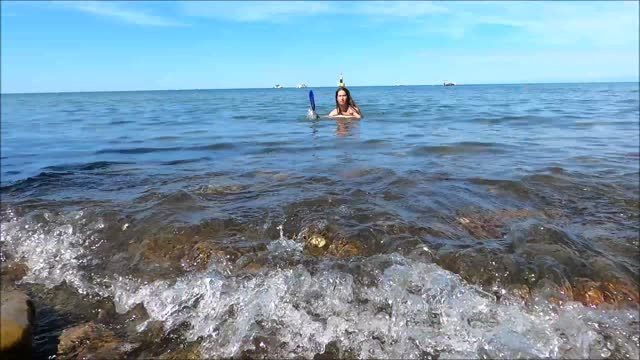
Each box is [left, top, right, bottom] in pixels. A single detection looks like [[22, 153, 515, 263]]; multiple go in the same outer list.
[[336, 89, 348, 106]]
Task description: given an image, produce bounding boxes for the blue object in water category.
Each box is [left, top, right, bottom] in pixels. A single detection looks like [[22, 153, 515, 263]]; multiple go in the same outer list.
[[308, 90, 316, 111]]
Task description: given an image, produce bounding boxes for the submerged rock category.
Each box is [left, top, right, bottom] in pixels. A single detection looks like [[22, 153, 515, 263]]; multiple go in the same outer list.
[[196, 184, 247, 196], [300, 228, 364, 258], [314, 340, 358, 360], [572, 278, 639, 308], [455, 208, 541, 239], [181, 241, 231, 272], [0, 261, 28, 285], [437, 217, 639, 308], [130, 218, 268, 281], [572, 278, 605, 308], [57, 322, 137, 359], [308, 234, 327, 248], [157, 343, 202, 360], [437, 245, 525, 287], [1, 289, 36, 358], [329, 240, 362, 258]]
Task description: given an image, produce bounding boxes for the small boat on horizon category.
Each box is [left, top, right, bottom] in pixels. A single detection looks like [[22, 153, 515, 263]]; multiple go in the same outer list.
[[296, 83, 308, 88], [443, 81, 456, 86], [273, 84, 283, 89]]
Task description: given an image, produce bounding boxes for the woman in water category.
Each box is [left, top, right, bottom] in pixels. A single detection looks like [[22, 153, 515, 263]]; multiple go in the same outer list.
[[328, 87, 362, 119]]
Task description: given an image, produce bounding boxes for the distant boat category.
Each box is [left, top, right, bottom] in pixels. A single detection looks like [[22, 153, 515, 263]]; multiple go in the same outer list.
[[296, 83, 308, 88], [443, 81, 456, 86], [273, 84, 283, 89]]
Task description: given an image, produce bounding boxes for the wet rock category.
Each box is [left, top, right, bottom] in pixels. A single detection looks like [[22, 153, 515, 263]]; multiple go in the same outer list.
[[436, 245, 525, 288], [0, 261, 28, 285], [57, 322, 137, 359], [529, 256, 573, 289], [301, 229, 364, 258], [132, 225, 201, 270], [96, 302, 151, 338], [196, 184, 247, 196], [329, 240, 362, 258], [438, 238, 638, 308], [570, 278, 640, 308], [132, 219, 267, 280], [238, 335, 278, 359], [254, 170, 290, 182], [135, 236, 207, 278], [181, 241, 230, 272], [541, 207, 570, 223], [1, 289, 35, 358], [434, 219, 623, 309], [601, 281, 640, 305], [456, 216, 502, 239], [507, 220, 583, 252], [122, 320, 193, 358], [455, 208, 540, 239], [531, 278, 574, 307], [236, 259, 265, 275], [95, 300, 119, 325], [308, 234, 327, 248], [572, 278, 605, 308], [135, 235, 192, 278], [505, 283, 532, 303], [342, 167, 394, 179], [505, 220, 638, 308], [157, 342, 202, 359], [303, 235, 330, 257], [314, 340, 358, 360]]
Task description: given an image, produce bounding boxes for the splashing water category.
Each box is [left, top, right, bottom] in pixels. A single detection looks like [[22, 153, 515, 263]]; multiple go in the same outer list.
[[106, 252, 639, 359], [307, 108, 319, 120], [2, 211, 638, 358]]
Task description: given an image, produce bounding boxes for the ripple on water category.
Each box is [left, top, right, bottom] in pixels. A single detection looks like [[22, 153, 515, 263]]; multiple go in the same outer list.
[[95, 146, 183, 155], [410, 142, 511, 156], [188, 142, 236, 151], [160, 157, 211, 166]]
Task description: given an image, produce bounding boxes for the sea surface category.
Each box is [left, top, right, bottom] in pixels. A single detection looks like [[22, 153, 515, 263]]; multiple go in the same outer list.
[[1, 83, 639, 359]]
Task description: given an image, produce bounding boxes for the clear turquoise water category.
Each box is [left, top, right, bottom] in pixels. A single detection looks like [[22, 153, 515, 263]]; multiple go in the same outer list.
[[1, 83, 639, 359]]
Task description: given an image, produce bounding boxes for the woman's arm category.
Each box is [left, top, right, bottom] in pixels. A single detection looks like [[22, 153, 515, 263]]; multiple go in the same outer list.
[[350, 107, 362, 119], [327, 108, 361, 119]]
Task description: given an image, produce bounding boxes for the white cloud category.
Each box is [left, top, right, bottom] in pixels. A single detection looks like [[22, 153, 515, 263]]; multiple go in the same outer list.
[[353, 1, 449, 18], [54, 1, 187, 27], [177, 1, 638, 53], [434, 2, 639, 49], [180, 1, 333, 22], [179, 1, 447, 22]]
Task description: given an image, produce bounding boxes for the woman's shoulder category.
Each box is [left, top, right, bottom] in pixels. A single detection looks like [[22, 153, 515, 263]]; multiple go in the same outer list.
[[350, 106, 362, 117]]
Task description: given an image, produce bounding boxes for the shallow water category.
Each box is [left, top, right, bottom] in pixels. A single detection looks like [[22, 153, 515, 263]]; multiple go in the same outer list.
[[2, 83, 639, 358]]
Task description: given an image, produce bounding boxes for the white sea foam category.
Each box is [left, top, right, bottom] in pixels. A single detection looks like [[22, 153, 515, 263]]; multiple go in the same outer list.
[[2, 212, 638, 359], [1, 209, 98, 293]]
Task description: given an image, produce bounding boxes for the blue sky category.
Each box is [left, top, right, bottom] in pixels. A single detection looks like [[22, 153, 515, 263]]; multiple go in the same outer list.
[[1, 1, 638, 93]]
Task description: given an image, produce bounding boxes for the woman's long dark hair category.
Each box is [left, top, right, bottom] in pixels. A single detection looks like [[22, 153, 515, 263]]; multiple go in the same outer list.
[[335, 87, 361, 115]]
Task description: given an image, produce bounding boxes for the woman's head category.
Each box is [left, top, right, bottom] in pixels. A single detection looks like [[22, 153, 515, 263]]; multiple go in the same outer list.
[[335, 87, 359, 115]]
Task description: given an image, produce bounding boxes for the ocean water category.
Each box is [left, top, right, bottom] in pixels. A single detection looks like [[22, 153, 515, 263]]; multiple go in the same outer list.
[[1, 83, 639, 359]]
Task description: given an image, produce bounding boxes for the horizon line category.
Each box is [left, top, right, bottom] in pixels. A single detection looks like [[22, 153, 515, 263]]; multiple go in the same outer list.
[[2, 80, 638, 95]]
